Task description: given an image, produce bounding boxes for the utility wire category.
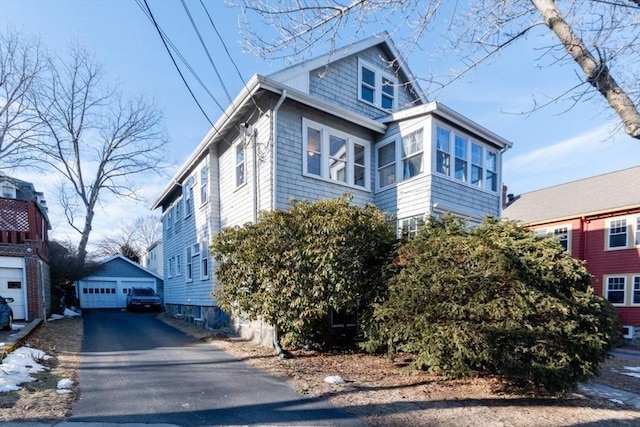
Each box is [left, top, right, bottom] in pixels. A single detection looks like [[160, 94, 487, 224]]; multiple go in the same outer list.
[[140, 0, 214, 126], [181, 0, 233, 105], [199, 0, 265, 115]]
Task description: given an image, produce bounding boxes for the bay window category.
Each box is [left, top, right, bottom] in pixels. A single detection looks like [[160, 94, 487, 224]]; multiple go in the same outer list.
[[377, 127, 424, 189], [435, 124, 499, 193], [303, 119, 370, 189]]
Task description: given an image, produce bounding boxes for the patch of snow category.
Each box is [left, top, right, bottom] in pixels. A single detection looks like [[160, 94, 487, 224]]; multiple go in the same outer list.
[[48, 314, 64, 321], [63, 308, 80, 317], [11, 324, 24, 331], [621, 372, 640, 378], [0, 346, 51, 393], [324, 375, 346, 385], [56, 389, 73, 394], [57, 378, 74, 389], [609, 398, 625, 405], [623, 366, 640, 372]]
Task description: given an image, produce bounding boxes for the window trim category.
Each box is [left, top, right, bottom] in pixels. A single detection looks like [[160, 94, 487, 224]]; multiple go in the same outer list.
[[357, 58, 397, 111], [607, 218, 629, 250], [302, 118, 371, 191], [235, 142, 246, 189], [433, 122, 500, 194], [184, 178, 194, 218], [185, 247, 193, 283], [376, 125, 425, 191], [605, 275, 626, 306], [200, 163, 209, 206], [632, 275, 640, 306]]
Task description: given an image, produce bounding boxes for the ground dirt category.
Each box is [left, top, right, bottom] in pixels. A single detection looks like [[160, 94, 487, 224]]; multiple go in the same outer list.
[[0, 317, 82, 424], [2, 314, 639, 426]]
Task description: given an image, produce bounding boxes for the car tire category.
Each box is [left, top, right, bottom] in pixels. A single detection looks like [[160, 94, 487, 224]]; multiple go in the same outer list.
[[3, 315, 12, 331]]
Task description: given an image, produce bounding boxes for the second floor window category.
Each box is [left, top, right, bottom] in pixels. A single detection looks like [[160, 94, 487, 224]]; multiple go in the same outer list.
[[303, 119, 370, 190], [553, 227, 569, 251], [435, 124, 499, 193], [377, 128, 424, 189], [184, 178, 193, 218], [236, 144, 245, 187], [609, 219, 628, 249], [200, 164, 209, 204]]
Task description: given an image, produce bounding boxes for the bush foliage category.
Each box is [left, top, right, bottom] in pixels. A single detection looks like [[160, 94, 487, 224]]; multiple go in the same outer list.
[[212, 196, 395, 347], [363, 216, 621, 394]]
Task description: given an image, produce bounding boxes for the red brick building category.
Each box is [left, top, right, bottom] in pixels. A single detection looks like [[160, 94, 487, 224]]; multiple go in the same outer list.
[[0, 173, 51, 320], [503, 167, 640, 343]]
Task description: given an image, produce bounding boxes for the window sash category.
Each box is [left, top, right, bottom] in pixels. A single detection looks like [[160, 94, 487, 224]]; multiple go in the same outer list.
[[303, 119, 370, 189], [609, 219, 628, 248], [633, 276, 640, 305], [358, 59, 396, 110], [607, 277, 626, 304], [236, 144, 245, 187], [554, 227, 569, 251]]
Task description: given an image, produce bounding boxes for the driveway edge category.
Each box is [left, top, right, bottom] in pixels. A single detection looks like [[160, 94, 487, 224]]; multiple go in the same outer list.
[[0, 318, 43, 360]]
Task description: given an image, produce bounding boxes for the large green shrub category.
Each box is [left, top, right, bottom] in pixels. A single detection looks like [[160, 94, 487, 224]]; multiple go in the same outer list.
[[364, 216, 621, 394], [212, 196, 395, 348]]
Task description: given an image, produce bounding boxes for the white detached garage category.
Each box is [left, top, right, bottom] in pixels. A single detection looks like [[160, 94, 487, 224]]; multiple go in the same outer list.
[[77, 254, 163, 309]]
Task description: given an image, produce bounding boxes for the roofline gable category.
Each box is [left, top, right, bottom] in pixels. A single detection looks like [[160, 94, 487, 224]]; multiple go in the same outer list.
[[98, 253, 163, 281], [268, 32, 426, 102]]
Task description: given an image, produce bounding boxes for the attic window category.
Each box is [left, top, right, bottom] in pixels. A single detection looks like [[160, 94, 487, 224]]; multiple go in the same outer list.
[[358, 58, 396, 111], [1, 184, 16, 199]]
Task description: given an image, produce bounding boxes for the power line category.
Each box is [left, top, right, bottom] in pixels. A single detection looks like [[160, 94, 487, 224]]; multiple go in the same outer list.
[[181, 0, 233, 105], [139, 0, 214, 127]]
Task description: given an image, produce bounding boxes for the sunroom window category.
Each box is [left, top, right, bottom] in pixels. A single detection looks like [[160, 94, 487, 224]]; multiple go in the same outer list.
[[303, 119, 370, 189], [454, 135, 468, 182], [471, 143, 483, 187], [377, 128, 425, 189]]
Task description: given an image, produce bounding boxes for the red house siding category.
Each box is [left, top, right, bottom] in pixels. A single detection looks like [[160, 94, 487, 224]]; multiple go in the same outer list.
[[0, 198, 51, 320], [531, 208, 640, 326]]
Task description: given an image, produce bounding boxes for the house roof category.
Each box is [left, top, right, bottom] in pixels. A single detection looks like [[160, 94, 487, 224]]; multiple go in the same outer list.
[[0, 172, 51, 228], [268, 32, 427, 103], [502, 166, 640, 225], [95, 254, 163, 281], [150, 73, 389, 210], [382, 102, 513, 150]]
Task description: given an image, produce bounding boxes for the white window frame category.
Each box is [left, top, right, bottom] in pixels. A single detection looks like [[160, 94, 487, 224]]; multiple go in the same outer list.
[[200, 163, 209, 205], [185, 247, 193, 283], [1, 183, 16, 199], [184, 178, 193, 218], [200, 240, 209, 280], [635, 216, 640, 247], [166, 208, 173, 230], [167, 257, 174, 279], [398, 215, 424, 239], [607, 218, 629, 250], [174, 199, 182, 224], [302, 118, 371, 190], [236, 143, 246, 188], [175, 254, 182, 276], [433, 123, 500, 193], [534, 225, 572, 252], [358, 58, 397, 111], [376, 126, 425, 190], [605, 276, 626, 306], [632, 275, 640, 306]]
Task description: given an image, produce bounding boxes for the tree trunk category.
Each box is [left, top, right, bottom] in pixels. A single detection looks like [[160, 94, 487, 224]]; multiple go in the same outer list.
[[531, 0, 640, 139]]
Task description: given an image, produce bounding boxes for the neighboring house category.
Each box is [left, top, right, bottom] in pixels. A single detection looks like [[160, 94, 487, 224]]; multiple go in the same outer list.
[[76, 254, 164, 309], [141, 240, 163, 277], [503, 167, 640, 343], [151, 33, 513, 341], [0, 172, 51, 320]]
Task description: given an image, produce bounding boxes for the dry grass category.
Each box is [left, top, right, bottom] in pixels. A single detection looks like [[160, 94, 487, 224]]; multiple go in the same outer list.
[[2, 314, 638, 426], [0, 317, 82, 423], [160, 314, 640, 426]]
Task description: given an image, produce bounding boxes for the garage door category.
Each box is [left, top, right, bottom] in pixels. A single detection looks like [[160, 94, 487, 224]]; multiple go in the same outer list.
[[120, 280, 155, 307], [79, 280, 119, 309], [0, 267, 25, 320]]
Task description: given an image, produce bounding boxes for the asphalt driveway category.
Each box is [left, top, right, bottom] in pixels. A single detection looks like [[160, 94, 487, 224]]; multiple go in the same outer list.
[[71, 309, 363, 426]]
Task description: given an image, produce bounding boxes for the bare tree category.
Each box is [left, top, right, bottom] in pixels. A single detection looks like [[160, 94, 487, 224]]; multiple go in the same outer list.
[[232, 0, 640, 139], [93, 215, 162, 259], [0, 30, 47, 168], [29, 45, 168, 264]]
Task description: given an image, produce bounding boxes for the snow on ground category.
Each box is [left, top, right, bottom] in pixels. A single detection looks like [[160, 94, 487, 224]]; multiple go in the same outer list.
[[0, 309, 81, 392]]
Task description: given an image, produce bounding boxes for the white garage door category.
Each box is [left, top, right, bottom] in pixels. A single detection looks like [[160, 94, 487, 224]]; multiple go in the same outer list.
[[0, 267, 26, 320], [79, 280, 119, 309]]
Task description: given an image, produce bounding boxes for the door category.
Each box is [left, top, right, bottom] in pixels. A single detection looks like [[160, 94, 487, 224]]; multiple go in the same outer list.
[[79, 280, 119, 308], [0, 267, 25, 319]]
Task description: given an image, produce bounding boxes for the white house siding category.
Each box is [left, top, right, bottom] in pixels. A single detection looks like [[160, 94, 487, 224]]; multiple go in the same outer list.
[[309, 45, 418, 120], [274, 103, 377, 209]]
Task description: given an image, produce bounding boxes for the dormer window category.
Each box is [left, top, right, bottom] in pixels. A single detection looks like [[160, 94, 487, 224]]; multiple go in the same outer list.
[[1, 183, 16, 199], [358, 58, 396, 111]]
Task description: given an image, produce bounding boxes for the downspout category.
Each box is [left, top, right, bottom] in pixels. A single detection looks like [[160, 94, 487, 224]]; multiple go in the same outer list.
[[271, 90, 287, 212], [39, 260, 46, 321], [270, 90, 287, 357]]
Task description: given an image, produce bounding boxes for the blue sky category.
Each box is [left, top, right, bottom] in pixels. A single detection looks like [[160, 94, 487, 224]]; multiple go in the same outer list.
[[1, 0, 638, 248]]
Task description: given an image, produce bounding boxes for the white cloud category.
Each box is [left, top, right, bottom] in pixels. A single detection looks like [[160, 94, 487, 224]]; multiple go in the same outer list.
[[504, 122, 639, 195]]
